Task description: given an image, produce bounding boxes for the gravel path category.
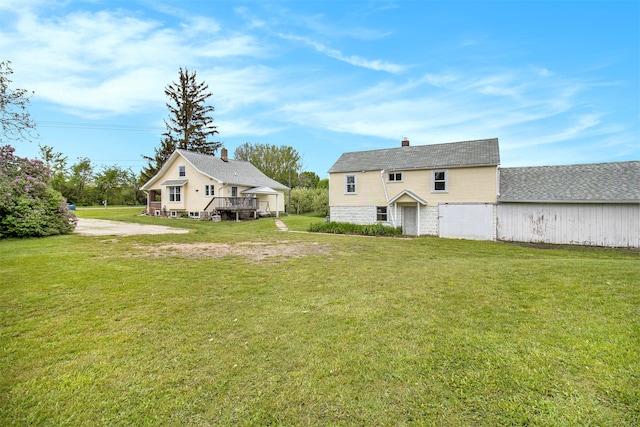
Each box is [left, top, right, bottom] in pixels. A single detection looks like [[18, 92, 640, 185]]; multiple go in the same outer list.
[[74, 218, 190, 236]]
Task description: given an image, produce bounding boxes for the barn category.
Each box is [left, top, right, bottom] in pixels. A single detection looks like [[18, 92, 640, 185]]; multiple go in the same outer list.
[[496, 161, 640, 248]]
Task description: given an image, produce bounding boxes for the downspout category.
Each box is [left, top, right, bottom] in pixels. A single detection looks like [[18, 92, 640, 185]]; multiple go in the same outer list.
[[380, 169, 396, 226]]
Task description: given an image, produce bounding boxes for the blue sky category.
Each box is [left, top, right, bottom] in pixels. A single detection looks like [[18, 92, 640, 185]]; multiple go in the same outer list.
[[2, 0, 638, 178]]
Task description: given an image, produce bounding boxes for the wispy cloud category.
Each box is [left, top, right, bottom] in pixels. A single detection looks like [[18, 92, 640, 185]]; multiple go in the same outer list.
[[277, 67, 615, 158], [1, 0, 636, 172], [0, 4, 268, 117], [277, 33, 406, 73]]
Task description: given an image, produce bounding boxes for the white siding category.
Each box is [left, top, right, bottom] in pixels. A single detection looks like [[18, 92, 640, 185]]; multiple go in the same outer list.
[[497, 203, 640, 248], [439, 204, 497, 241]]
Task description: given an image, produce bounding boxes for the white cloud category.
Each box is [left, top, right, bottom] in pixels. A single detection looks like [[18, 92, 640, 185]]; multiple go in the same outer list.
[[0, 3, 269, 117], [276, 67, 615, 157], [278, 33, 406, 74]]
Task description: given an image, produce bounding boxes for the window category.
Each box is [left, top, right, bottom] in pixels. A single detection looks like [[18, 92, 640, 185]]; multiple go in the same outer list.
[[376, 206, 388, 222], [168, 186, 181, 202], [432, 170, 448, 192], [205, 185, 214, 196], [178, 165, 186, 177], [345, 175, 356, 194], [388, 172, 403, 182], [189, 211, 200, 218], [231, 186, 238, 197]]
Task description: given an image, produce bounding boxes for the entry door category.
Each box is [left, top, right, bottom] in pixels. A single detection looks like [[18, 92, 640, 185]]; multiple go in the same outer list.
[[402, 206, 417, 236]]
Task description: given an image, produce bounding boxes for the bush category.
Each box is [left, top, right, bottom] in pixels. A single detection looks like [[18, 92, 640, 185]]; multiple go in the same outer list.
[[288, 187, 328, 216], [308, 221, 403, 237], [0, 145, 77, 238]]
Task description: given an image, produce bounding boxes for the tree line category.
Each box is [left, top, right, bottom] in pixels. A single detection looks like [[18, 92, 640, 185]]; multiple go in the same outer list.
[[39, 144, 144, 206]]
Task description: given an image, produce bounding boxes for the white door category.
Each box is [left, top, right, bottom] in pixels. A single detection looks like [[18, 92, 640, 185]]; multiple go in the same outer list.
[[439, 204, 495, 241], [402, 207, 417, 236]]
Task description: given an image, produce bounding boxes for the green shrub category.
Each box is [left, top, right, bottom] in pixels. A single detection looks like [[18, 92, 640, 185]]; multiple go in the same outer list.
[[288, 187, 329, 215], [308, 221, 403, 236], [0, 145, 77, 238]]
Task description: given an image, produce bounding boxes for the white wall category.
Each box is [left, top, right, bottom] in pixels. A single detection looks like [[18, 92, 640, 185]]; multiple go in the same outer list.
[[497, 203, 640, 248], [439, 204, 497, 241]]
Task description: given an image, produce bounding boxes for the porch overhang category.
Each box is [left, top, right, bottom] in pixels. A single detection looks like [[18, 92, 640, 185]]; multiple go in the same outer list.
[[388, 189, 428, 205], [160, 179, 189, 186]]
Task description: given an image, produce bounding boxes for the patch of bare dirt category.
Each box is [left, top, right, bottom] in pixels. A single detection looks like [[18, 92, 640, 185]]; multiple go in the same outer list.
[[75, 218, 189, 236], [132, 240, 333, 262]]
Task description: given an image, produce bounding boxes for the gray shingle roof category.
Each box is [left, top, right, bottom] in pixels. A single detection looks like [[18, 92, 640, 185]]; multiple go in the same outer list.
[[160, 179, 188, 186], [177, 149, 289, 190], [499, 161, 640, 203], [328, 138, 500, 173]]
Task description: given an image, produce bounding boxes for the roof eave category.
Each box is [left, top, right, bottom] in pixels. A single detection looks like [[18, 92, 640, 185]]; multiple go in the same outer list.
[[498, 199, 640, 204], [329, 163, 499, 174]]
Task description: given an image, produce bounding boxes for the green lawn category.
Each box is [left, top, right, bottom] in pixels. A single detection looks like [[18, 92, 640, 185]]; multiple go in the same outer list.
[[1, 208, 638, 426]]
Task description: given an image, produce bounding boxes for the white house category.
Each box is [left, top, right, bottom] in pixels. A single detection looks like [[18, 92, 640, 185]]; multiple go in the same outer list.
[[140, 148, 289, 220]]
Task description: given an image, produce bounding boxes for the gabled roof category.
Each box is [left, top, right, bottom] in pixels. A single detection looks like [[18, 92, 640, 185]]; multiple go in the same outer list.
[[499, 161, 640, 203], [328, 138, 500, 173], [388, 189, 428, 205], [141, 149, 289, 191]]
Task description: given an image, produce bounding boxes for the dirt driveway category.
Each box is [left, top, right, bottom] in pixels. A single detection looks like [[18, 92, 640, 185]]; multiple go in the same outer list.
[[74, 218, 190, 236], [74, 218, 331, 262]]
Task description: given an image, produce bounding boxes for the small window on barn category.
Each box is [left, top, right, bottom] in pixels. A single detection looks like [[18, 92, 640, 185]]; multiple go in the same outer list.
[[345, 175, 356, 194], [178, 165, 186, 177], [376, 206, 388, 222], [432, 170, 448, 193], [388, 172, 403, 182]]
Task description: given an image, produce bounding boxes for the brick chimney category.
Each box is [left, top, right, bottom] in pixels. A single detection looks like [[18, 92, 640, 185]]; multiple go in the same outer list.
[[221, 147, 228, 162], [401, 138, 410, 147]]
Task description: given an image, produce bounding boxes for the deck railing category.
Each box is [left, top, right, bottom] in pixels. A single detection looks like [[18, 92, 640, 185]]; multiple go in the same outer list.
[[206, 197, 258, 211]]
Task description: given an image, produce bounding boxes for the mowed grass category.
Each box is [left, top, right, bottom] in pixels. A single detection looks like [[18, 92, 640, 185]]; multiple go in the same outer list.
[[1, 208, 638, 426]]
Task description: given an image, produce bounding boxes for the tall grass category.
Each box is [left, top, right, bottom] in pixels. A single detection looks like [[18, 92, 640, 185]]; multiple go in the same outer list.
[[1, 209, 638, 425]]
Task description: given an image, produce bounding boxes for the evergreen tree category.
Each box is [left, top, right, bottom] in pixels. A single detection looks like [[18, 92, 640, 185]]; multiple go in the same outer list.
[[141, 67, 220, 180]]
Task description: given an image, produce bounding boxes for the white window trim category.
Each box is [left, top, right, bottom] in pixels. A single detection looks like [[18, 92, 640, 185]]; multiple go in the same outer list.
[[431, 170, 448, 193], [345, 174, 357, 194], [376, 206, 388, 222], [205, 184, 214, 196], [388, 172, 403, 182], [178, 165, 186, 177], [168, 186, 181, 202], [188, 211, 200, 218]]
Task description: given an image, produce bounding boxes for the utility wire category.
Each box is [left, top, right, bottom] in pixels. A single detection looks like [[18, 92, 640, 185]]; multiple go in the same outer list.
[[39, 121, 163, 132]]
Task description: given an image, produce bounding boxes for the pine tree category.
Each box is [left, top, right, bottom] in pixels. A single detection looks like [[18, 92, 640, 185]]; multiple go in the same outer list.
[[141, 67, 220, 180], [141, 137, 176, 182]]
